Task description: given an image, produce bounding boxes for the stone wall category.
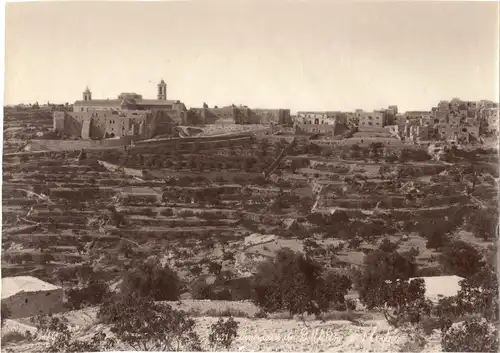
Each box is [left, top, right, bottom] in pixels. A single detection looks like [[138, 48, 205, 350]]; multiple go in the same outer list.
[[29, 136, 136, 151], [294, 123, 338, 135]]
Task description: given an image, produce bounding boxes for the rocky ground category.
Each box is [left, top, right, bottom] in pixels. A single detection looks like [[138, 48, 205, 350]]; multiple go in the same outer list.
[[1, 300, 442, 352]]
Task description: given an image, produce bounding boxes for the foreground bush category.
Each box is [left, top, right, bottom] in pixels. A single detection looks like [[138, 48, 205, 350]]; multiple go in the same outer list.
[[441, 317, 498, 352], [435, 265, 498, 328], [99, 293, 202, 351], [208, 317, 239, 350], [30, 315, 115, 353]]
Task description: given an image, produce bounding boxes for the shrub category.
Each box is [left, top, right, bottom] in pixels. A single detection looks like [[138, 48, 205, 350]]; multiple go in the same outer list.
[[439, 240, 484, 278], [251, 249, 350, 316], [466, 209, 498, 241], [444, 265, 498, 323], [417, 315, 441, 335], [65, 280, 110, 310], [121, 258, 182, 301], [30, 315, 115, 353], [380, 278, 432, 327], [208, 317, 239, 350], [378, 238, 399, 253], [99, 294, 201, 351], [208, 261, 222, 275], [356, 250, 418, 313], [441, 318, 498, 352]]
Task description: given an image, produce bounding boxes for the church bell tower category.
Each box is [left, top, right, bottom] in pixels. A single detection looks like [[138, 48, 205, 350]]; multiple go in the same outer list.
[[83, 86, 92, 101], [157, 79, 167, 100]]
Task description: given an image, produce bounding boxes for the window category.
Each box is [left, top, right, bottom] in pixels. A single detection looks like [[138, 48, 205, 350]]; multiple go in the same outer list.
[[368, 122, 373, 126], [25, 298, 28, 303], [368, 116, 373, 120]]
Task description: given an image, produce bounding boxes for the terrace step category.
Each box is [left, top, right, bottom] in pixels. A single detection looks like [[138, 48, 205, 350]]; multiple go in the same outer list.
[[107, 226, 243, 239]]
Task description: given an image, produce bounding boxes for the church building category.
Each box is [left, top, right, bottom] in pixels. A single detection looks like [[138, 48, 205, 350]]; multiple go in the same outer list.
[[53, 79, 186, 140]]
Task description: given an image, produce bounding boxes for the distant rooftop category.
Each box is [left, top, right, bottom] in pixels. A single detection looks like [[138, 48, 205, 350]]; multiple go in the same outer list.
[[2, 276, 60, 300], [409, 275, 463, 302]]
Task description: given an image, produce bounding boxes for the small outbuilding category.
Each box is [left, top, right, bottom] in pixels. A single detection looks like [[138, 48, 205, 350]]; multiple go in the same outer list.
[[409, 275, 464, 303], [1, 276, 63, 319]]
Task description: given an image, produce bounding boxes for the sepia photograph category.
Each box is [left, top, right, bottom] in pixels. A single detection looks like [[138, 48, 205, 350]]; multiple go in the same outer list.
[[1, 1, 499, 352]]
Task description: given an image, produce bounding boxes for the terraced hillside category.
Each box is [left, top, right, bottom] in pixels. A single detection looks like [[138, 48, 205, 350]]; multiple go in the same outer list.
[[3, 108, 54, 154], [3, 125, 498, 294]]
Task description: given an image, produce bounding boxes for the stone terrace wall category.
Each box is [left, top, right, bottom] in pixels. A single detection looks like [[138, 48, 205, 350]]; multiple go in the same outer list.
[[29, 136, 137, 151]]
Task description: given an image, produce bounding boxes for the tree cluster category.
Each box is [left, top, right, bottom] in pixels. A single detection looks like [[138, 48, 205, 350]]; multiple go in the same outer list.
[[251, 249, 352, 317]]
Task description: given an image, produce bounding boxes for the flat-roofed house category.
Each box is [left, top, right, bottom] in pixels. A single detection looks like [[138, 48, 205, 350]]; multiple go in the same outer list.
[[1, 276, 64, 318]]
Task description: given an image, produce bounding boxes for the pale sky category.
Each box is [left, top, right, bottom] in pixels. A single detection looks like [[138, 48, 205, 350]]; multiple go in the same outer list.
[[4, 1, 499, 113]]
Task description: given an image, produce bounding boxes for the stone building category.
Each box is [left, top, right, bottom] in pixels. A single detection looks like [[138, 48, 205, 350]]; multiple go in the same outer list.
[[438, 123, 480, 143], [54, 109, 158, 139], [249, 108, 292, 125], [54, 80, 186, 139], [188, 106, 291, 125], [357, 110, 387, 128], [1, 276, 63, 319], [404, 111, 432, 120], [293, 111, 348, 136], [388, 122, 430, 142], [295, 111, 346, 125], [484, 108, 499, 133]]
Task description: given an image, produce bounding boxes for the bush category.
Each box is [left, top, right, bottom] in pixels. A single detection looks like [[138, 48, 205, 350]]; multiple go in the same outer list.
[[98, 294, 201, 351], [252, 249, 351, 316], [378, 238, 399, 253], [439, 240, 484, 278], [121, 258, 182, 301], [356, 249, 419, 317], [418, 316, 441, 335], [466, 209, 498, 241], [30, 315, 115, 353], [441, 318, 498, 352], [208, 317, 239, 350], [65, 280, 110, 310]]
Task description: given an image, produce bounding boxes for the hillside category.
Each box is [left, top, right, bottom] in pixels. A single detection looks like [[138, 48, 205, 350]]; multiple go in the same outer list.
[[2, 108, 498, 352]]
